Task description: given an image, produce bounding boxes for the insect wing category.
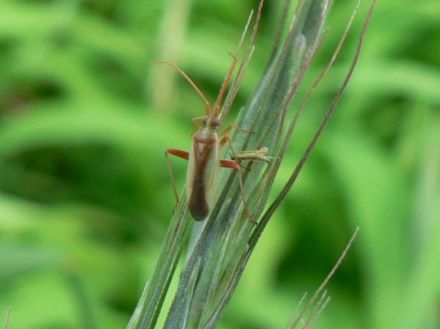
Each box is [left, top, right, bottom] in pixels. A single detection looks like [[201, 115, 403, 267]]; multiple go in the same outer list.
[[186, 133, 219, 220]]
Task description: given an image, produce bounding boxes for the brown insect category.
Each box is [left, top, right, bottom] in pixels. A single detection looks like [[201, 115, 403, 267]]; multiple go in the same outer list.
[[163, 54, 247, 221]]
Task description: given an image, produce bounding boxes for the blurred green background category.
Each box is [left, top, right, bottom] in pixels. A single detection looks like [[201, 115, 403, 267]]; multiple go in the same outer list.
[[1, 0, 439, 328]]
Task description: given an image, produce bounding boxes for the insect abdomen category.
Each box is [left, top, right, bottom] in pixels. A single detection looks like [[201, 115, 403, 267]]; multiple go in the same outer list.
[[188, 174, 210, 220], [186, 129, 219, 220]]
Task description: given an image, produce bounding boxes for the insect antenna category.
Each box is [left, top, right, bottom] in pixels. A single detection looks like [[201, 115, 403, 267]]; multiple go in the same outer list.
[[219, 0, 264, 124], [214, 53, 238, 118], [157, 61, 212, 115]]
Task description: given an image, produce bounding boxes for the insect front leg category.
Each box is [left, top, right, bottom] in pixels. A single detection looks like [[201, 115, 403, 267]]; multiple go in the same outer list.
[[165, 149, 189, 205], [220, 125, 253, 146]]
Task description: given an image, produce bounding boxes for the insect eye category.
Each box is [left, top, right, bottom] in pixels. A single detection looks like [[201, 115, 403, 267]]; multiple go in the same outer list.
[[212, 118, 220, 127]]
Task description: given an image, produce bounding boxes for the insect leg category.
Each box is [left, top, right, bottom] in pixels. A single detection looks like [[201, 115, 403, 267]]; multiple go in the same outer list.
[[220, 158, 254, 221], [220, 125, 253, 146], [219, 159, 240, 169], [219, 136, 253, 220], [165, 149, 189, 204]]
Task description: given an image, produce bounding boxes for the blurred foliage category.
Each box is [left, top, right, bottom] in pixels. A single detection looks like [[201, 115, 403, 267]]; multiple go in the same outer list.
[[0, 0, 439, 328]]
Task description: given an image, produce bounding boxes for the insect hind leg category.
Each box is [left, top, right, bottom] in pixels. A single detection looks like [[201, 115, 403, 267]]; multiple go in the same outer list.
[[219, 137, 254, 221]]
